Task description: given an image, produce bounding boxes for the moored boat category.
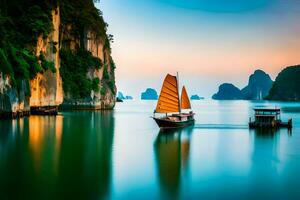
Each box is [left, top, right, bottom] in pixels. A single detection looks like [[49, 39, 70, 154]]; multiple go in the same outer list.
[[153, 74, 195, 129], [249, 108, 292, 129]]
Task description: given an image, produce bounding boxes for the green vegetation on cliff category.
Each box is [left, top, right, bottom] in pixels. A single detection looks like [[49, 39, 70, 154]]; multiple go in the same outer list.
[[60, 0, 109, 47], [59, 0, 115, 99], [0, 0, 56, 89], [102, 60, 116, 96], [266, 65, 300, 101], [0, 0, 115, 101], [60, 48, 102, 98]]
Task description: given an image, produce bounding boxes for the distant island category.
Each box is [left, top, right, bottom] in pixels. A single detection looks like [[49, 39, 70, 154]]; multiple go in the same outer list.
[[212, 70, 273, 100], [212, 83, 243, 100], [190, 95, 204, 100], [117, 92, 126, 100], [241, 70, 273, 100], [266, 65, 300, 101], [116, 98, 123, 102], [117, 91, 133, 101], [141, 88, 158, 100]]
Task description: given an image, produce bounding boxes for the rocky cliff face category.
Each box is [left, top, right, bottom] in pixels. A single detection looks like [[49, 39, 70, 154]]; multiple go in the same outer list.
[[0, 1, 116, 118], [0, 73, 30, 118], [59, 30, 116, 110], [83, 32, 116, 109], [30, 7, 63, 109], [58, 0, 116, 110]]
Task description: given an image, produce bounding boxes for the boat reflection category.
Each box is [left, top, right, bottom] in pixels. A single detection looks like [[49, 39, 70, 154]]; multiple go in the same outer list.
[[248, 127, 291, 197], [154, 127, 193, 199], [250, 127, 292, 138]]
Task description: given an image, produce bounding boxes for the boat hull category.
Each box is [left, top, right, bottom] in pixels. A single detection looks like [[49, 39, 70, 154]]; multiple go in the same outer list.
[[249, 120, 292, 129], [153, 117, 195, 129]]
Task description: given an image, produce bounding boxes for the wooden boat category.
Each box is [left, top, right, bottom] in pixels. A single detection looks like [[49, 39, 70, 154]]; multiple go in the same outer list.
[[30, 106, 58, 115], [249, 108, 292, 129], [153, 73, 195, 129]]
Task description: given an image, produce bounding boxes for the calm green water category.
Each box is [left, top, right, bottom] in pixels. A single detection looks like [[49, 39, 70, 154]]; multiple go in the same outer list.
[[1, 100, 300, 199]]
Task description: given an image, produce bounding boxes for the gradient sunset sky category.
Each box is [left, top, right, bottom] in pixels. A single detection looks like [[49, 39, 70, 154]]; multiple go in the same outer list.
[[96, 0, 300, 98]]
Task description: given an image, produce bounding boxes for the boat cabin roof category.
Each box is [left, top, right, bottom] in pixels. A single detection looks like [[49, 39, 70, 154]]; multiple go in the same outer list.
[[253, 108, 280, 112], [253, 108, 281, 117], [255, 115, 277, 118]]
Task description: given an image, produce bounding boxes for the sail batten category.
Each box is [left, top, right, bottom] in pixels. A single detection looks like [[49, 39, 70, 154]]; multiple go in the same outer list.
[[155, 74, 180, 113], [158, 101, 179, 108], [163, 83, 178, 93], [161, 90, 179, 99], [159, 95, 179, 104], [157, 104, 179, 111], [181, 86, 191, 110], [157, 100, 179, 107]]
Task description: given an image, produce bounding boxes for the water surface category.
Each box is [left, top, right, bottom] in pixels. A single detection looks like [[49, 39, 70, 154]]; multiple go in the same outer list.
[[0, 100, 300, 199]]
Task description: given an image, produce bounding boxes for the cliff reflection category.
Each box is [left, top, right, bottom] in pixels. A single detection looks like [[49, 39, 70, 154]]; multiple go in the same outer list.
[[0, 119, 27, 199], [0, 111, 115, 200], [57, 111, 114, 199], [154, 127, 192, 199], [29, 115, 63, 173]]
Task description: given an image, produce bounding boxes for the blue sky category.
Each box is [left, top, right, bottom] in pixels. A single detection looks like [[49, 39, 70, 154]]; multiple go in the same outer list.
[[158, 0, 272, 12], [96, 0, 300, 98]]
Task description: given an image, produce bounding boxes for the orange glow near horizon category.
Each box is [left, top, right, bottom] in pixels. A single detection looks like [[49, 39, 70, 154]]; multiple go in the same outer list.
[[99, 0, 300, 97]]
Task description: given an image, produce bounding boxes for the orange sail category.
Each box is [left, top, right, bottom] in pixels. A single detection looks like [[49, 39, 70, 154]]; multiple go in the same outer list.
[[181, 86, 191, 110], [155, 74, 180, 113]]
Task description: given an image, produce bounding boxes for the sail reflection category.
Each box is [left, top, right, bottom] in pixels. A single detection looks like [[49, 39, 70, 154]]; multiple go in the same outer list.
[[154, 127, 192, 198]]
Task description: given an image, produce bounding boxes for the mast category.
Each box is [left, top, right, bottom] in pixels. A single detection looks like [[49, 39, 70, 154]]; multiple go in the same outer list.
[[177, 72, 181, 114]]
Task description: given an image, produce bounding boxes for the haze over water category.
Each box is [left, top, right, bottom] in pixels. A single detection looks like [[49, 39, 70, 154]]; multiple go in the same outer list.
[[97, 0, 300, 98], [1, 100, 300, 199]]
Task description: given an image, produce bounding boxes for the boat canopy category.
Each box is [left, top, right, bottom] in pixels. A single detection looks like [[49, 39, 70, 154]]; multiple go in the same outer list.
[[155, 74, 180, 113], [181, 86, 191, 110]]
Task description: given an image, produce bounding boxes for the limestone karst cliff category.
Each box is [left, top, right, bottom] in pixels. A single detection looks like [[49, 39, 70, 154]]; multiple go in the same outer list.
[[212, 83, 243, 100], [241, 70, 273, 100], [30, 7, 63, 111], [0, 0, 116, 118], [59, 0, 116, 110], [266, 65, 300, 101], [212, 69, 273, 100]]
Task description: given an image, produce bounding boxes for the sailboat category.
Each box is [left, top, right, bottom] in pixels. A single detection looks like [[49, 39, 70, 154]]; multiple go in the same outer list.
[[153, 74, 195, 129]]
